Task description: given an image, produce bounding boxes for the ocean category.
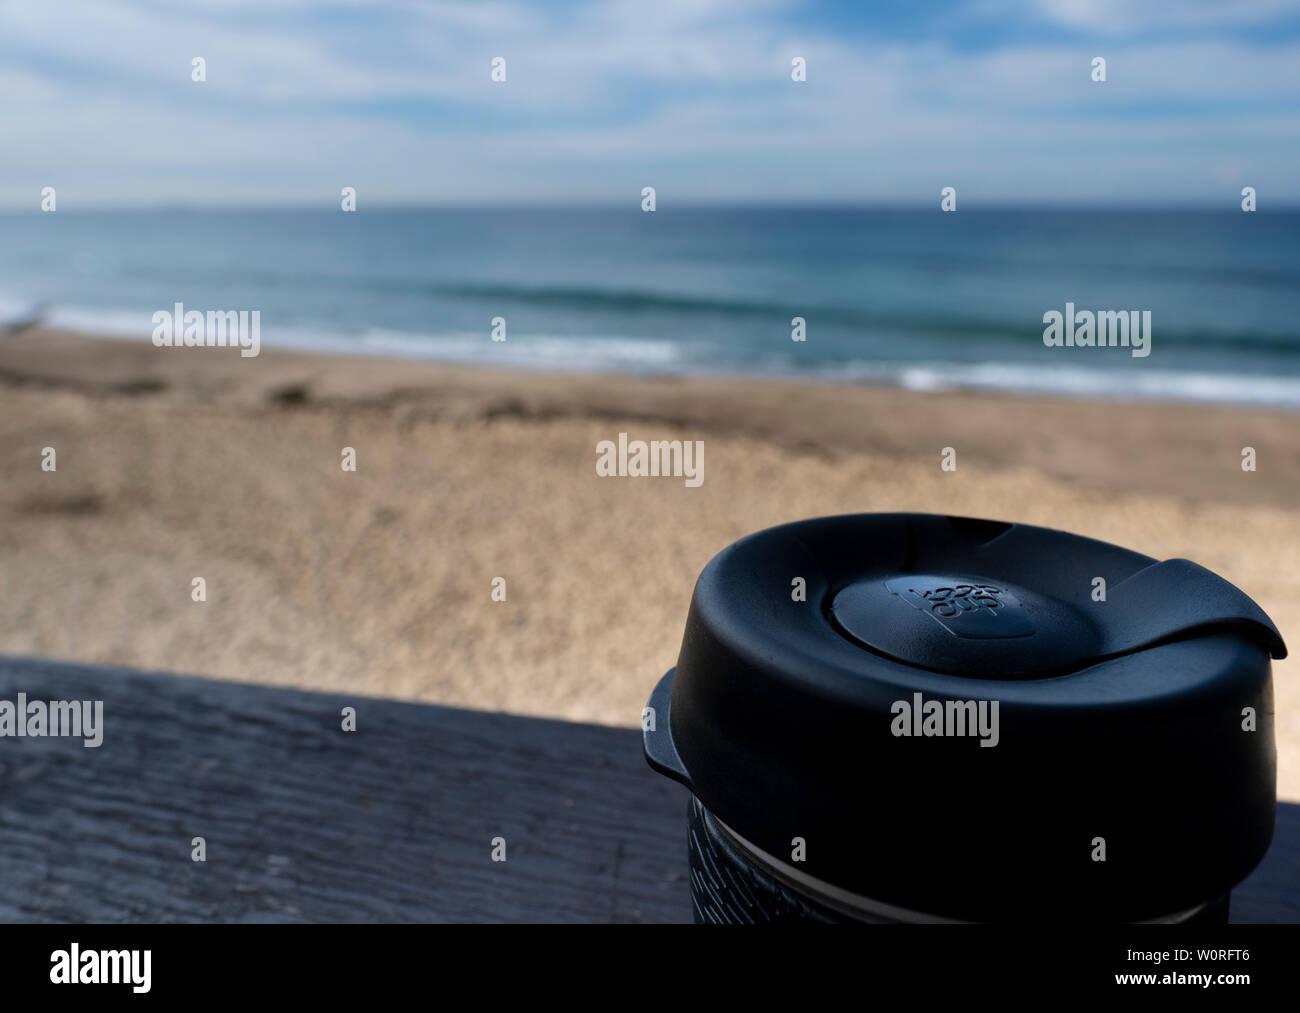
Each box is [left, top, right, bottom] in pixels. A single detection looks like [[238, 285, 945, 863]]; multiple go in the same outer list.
[[1, 206, 1297, 407]]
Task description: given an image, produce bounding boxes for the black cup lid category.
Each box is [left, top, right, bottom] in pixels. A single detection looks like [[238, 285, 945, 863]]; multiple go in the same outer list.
[[644, 514, 1285, 921], [829, 554, 1284, 679]]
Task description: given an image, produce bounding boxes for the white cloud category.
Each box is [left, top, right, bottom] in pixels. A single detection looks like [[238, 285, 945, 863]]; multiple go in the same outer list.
[[1028, 0, 1300, 33], [0, 0, 1296, 204]]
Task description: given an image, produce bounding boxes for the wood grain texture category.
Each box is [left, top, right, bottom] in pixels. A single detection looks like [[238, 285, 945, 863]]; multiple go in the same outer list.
[[0, 656, 691, 923], [1229, 801, 1300, 924], [0, 655, 1294, 923]]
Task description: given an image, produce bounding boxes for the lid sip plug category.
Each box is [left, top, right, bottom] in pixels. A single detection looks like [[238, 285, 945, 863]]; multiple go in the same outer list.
[[644, 513, 1285, 923]]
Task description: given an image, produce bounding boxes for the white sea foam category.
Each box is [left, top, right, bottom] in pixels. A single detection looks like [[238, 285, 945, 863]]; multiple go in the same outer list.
[[359, 328, 686, 371], [6, 296, 1297, 410], [831, 360, 1300, 409]]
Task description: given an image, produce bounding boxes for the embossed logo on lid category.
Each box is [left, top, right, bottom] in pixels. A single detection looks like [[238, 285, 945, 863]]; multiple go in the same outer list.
[[884, 576, 1035, 639]]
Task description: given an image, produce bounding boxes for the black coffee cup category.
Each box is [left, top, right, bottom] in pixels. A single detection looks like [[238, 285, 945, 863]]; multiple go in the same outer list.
[[643, 514, 1285, 923]]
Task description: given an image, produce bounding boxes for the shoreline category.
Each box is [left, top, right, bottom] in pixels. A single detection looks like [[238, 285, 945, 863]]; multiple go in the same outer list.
[[9, 310, 1300, 411]]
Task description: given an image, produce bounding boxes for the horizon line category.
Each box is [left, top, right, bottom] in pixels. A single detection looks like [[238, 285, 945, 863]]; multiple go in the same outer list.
[[0, 200, 1293, 213]]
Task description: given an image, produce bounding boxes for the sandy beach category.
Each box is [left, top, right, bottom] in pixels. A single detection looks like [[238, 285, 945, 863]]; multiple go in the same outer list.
[[2, 328, 1298, 799]]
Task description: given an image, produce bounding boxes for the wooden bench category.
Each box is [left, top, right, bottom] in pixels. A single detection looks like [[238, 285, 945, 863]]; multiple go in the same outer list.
[[0, 656, 1294, 923]]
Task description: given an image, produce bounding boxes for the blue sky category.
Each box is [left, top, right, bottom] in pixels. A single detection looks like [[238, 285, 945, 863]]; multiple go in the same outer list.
[[2, 0, 1298, 206]]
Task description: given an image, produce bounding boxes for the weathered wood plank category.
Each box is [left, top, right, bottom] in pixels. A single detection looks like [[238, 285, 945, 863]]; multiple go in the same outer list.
[[0, 656, 691, 923], [0, 655, 1294, 923], [1226, 799, 1299, 924]]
